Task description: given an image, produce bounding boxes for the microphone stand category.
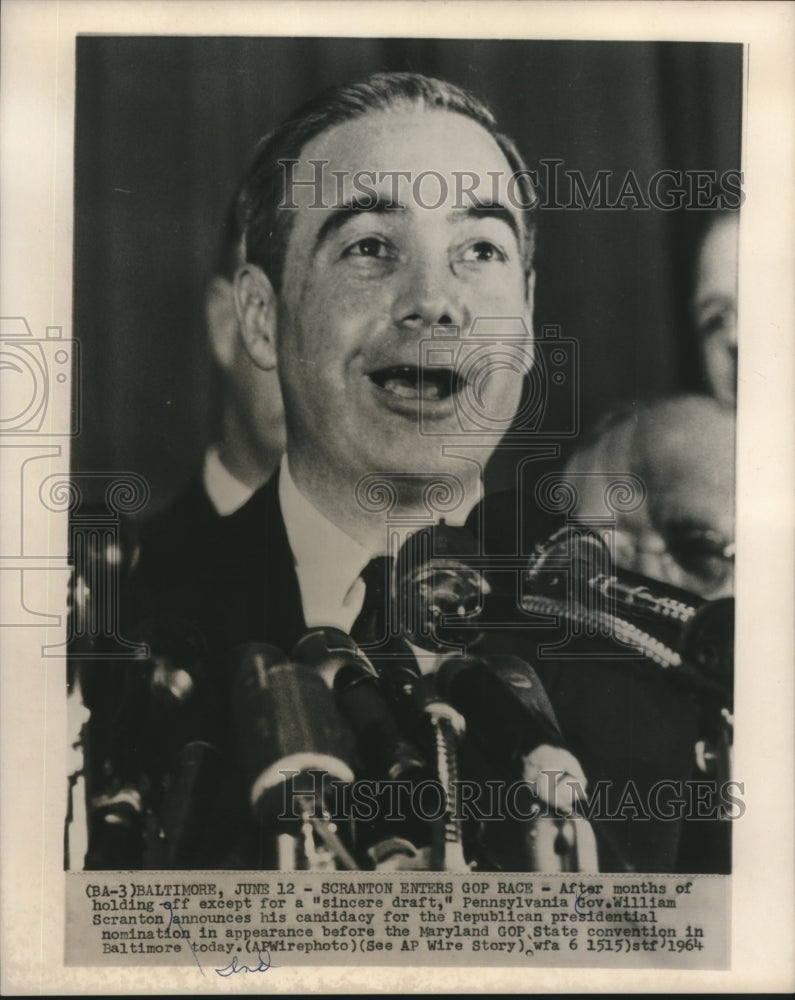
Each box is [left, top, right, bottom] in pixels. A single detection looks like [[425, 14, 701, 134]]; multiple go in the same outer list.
[[416, 678, 469, 871], [277, 790, 358, 871]]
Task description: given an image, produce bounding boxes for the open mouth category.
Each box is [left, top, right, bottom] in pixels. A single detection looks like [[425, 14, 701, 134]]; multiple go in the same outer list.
[[367, 365, 465, 402]]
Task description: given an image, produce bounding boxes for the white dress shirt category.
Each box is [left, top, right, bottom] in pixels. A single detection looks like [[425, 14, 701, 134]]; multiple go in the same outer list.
[[277, 457, 482, 670], [202, 444, 255, 516], [278, 457, 373, 633]]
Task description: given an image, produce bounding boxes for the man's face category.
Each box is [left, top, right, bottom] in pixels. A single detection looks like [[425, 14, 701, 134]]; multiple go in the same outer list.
[[693, 214, 739, 407], [230, 338, 286, 470], [273, 108, 534, 495], [568, 398, 735, 599], [206, 275, 286, 479]]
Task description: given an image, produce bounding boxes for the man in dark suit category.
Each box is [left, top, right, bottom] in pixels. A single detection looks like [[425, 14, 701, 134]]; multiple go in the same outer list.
[[146, 198, 286, 535], [130, 72, 723, 874]]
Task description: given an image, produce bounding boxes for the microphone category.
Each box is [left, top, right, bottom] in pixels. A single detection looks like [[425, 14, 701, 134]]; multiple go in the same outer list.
[[394, 522, 488, 653], [294, 628, 436, 868], [403, 674, 468, 871], [158, 741, 230, 868], [67, 505, 142, 667], [73, 511, 146, 722], [128, 617, 236, 868], [292, 626, 378, 689], [522, 525, 733, 701], [293, 626, 427, 780], [438, 652, 623, 872], [137, 617, 214, 758], [80, 614, 208, 871], [84, 785, 146, 870], [230, 643, 357, 869], [332, 661, 428, 782], [333, 660, 436, 870], [437, 654, 567, 768]]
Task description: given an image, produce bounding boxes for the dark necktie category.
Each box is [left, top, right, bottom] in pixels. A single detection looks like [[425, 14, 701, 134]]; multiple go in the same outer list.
[[351, 555, 394, 648]]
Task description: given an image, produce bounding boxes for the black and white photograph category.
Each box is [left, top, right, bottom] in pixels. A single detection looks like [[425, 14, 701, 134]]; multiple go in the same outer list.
[[1, 1, 793, 994], [68, 34, 742, 871]]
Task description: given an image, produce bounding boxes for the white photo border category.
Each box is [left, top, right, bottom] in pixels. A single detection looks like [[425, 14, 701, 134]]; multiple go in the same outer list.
[[1, 0, 793, 994]]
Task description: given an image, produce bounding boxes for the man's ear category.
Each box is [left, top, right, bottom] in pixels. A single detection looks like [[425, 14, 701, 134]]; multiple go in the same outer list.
[[525, 268, 536, 321], [523, 268, 537, 367], [233, 263, 278, 371], [205, 276, 239, 372]]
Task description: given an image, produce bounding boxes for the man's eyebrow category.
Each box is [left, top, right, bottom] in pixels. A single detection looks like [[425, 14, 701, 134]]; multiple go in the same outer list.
[[313, 196, 405, 253], [453, 202, 522, 244], [696, 293, 736, 309]]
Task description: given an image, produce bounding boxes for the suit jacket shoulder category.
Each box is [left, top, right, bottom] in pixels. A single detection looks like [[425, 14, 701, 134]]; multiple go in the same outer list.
[[131, 470, 305, 677]]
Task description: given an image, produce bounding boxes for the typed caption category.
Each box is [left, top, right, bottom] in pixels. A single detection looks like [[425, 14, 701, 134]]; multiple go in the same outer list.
[[67, 871, 727, 971]]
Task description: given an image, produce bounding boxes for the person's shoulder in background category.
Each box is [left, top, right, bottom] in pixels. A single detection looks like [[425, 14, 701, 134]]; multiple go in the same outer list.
[[140, 475, 217, 537], [132, 474, 218, 606], [129, 472, 296, 670]]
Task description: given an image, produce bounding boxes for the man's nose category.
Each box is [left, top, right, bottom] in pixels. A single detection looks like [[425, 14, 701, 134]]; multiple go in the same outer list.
[[391, 257, 467, 332]]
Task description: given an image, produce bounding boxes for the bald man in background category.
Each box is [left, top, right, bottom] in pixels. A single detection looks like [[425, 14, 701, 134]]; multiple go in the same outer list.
[[564, 394, 735, 600]]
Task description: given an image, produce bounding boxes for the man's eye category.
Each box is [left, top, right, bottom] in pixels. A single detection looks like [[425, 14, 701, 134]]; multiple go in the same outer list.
[[344, 237, 392, 259], [462, 241, 507, 263], [698, 307, 735, 338], [665, 530, 735, 592]]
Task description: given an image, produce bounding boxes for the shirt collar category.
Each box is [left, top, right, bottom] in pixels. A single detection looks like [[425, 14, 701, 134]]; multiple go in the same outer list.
[[277, 455, 484, 636], [202, 444, 255, 516], [278, 456, 373, 633]]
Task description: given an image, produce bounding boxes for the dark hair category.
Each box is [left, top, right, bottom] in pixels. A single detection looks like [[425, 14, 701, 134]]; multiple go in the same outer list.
[[236, 72, 537, 292], [215, 189, 246, 281]]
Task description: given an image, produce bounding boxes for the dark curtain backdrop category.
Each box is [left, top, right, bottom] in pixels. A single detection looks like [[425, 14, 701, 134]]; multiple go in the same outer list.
[[72, 37, 742, 514]]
